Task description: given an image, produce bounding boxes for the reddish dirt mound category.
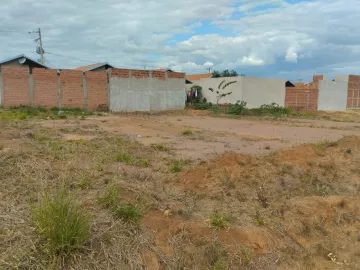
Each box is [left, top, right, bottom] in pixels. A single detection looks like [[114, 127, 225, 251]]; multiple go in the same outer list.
[[142, 210, 281, 258], [179, 153, 260, 192]]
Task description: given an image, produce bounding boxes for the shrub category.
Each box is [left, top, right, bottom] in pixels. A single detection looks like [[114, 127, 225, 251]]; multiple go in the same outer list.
[[113, 204, 142, 224], [208, 212, 231, 229], [194, 102, 212, 110], [31, 192, 90, 255], [228, 100, 247, 115], [259, 103, 293, 115]]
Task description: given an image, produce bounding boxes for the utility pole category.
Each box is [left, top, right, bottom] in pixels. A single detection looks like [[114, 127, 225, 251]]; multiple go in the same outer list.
[[29, 28, 45, 64]]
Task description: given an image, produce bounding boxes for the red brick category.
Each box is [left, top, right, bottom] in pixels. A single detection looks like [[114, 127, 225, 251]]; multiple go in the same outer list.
[[2, 66, 30, 107], [85, 71, 108, 110], [33, 68, 59, 108], [111, 68, 129, 78], [60, 70, 84, 108]]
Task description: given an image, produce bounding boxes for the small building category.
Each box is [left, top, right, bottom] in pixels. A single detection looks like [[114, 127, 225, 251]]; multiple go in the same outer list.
[[0, 54, 48, 68], [75, 62, 114, 72]]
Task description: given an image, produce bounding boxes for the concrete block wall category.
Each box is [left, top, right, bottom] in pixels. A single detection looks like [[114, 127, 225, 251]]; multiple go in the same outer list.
[[241, 77, 286, 108], [318, 80, 348, 111], [109, 68, 185, 112]]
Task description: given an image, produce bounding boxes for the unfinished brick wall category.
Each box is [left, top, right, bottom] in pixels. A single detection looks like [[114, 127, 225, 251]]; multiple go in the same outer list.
[[1, 66, 30, 107], [285, 83, 319, 111], [111, 68, 129, 78], [167, 72, 185, 79], [152, 70, 166, 80], [0, 66, 185, 111], [347, 75, 360, 109], [60, 70, 84, 108], [86, 71, 108, 110], [33, 68, 59, 108]]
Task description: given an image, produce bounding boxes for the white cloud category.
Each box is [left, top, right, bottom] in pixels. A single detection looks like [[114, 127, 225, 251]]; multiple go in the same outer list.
[[242, 56, 264, 66], [0, 0, 360, 80]]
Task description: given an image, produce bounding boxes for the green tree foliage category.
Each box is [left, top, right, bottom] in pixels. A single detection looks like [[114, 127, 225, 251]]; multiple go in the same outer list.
[[212, 69, 240, 78]]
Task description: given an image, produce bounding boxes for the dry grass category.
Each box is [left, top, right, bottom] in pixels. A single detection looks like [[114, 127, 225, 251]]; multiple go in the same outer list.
[[1, 116, 360, 269]]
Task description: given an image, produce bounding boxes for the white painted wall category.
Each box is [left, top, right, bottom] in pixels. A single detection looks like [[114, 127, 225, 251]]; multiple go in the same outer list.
[[195, 76, 286, 108], [109, 76, 185, 112], [318, 80, 348, 111], [334, 75, 349, 82], [197, 77, 243, 104], [242, 77, 286, 108]]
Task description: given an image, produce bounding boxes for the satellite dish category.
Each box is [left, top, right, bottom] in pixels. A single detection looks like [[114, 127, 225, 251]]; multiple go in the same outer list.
[[18, 57, 26, 64]]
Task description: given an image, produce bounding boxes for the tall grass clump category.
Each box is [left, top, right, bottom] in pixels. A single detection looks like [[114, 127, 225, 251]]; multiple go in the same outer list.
[[31, 192, 90, 255]]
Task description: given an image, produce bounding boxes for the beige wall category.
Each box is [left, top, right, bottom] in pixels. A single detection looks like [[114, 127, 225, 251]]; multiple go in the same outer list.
[[196, 77, 243, 104], [242, 77, 286, 108], [193, 76, 286, 108]]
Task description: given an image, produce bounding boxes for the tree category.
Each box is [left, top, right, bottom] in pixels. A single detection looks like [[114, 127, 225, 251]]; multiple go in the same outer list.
[[211, 70, 221, 78], [212, 69, 241, 78], [208, 79, 237, 104]]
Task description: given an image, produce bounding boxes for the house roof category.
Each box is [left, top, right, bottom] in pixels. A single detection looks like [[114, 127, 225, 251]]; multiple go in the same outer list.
[[0, 54, 49, 68], [186, 73, 212, 81], [75, 62, 113, 72]]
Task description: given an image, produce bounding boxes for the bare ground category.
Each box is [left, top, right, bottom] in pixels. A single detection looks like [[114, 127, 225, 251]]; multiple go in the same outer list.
[[1, 111, 360, 269]]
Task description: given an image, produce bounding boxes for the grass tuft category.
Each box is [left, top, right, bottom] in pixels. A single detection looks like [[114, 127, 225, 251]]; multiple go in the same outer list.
[[115, 152, 150, 167], [151, 143, 170, 152], [31, 192, 90, 255], [169, 160, 182, 173], [316, 140, 338, 149], [113, 204, 142, 224], [98, 186, 120, 209], [182, 130, 194, 136], [208, 212, 231, 229]]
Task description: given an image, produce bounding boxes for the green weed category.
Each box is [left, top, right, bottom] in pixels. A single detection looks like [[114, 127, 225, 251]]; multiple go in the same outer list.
[[115, 152, 150, 167], [113, 204, 142, 224], [31, 192, 90, 255], [208, 212, 231, 229], [151, 143, 170, 152], [98, 186, 120, 209], [169, 160, 182, 173], [182, 130, 194, 136]]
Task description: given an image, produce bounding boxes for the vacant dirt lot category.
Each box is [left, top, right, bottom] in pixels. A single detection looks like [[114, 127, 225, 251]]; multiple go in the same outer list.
[[42, 114, 360, 159], [1, 110, 360, 270]]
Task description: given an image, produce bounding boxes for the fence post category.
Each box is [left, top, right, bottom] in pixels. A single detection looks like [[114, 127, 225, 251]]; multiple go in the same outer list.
[[107, 69, 112, 112], [83, 72, 87, 110], [57, 70, 62, 109], [28, 67, 35, 107]]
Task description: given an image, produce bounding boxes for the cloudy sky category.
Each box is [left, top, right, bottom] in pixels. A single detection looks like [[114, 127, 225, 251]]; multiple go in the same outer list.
[[1, 0, 359, 81]]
